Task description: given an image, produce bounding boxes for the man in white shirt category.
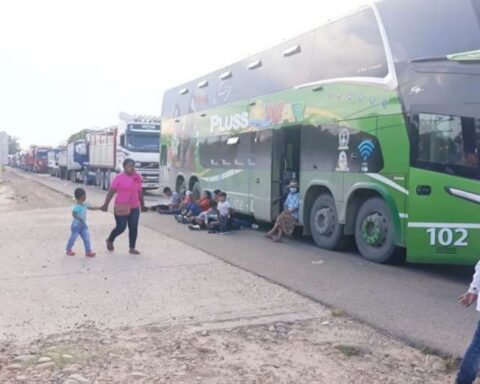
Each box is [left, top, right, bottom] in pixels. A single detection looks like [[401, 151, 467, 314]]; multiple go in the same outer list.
[[456, 262, 480, 384]]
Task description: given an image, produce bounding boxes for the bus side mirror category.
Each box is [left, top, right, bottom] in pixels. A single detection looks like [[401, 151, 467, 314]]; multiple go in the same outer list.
[[120, 135, 125, 147]]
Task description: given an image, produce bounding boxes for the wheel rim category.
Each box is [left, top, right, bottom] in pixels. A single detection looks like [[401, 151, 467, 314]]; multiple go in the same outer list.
[[314, 206, 336, 236], [361, 212, 388, 248]]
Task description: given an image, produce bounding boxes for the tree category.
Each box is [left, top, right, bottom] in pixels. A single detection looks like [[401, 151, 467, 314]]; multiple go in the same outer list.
[[8, 135, 20, 154]]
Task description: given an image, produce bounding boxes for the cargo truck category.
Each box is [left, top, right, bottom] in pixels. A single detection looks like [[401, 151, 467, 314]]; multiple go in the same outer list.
[[65, 130, 91, 182], [47, 148, 61, 176], [58, 146, 68, 180], [33, 146, 50, 173], [25, 148, 35, 172], [84, 114, 161, 190]]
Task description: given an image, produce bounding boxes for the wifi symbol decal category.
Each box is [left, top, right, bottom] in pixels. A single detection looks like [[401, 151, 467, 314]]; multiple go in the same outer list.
[[358, 140, 375, 161]]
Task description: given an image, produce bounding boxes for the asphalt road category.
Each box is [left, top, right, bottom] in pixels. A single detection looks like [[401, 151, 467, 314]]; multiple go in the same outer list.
[[13, 169, 478, 357]]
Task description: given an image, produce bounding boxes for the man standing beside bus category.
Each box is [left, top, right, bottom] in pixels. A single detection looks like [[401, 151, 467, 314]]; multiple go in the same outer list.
[[456, 261, 480, 384]]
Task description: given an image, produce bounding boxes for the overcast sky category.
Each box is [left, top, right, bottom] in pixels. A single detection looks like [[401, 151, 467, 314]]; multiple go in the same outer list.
[[0, 0, 366, 148]]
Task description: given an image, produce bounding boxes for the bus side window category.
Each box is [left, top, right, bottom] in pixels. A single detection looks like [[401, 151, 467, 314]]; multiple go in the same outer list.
[[160, 145, 168, 166]]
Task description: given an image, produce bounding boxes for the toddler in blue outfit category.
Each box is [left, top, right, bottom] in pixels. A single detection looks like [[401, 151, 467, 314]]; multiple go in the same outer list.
[[66, 188, 100, 257]]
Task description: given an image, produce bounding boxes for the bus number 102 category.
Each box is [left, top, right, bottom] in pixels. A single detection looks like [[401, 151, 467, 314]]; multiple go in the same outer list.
[[426, 228, 469, 247]]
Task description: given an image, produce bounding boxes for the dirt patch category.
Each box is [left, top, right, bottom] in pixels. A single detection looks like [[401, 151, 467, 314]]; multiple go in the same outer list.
[[0, 316, 454, 384], [0, 169, 71, 212]]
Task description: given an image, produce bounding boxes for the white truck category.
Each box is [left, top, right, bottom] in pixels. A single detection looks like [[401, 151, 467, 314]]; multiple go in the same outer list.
[[85, 114, 161, 190], [47, 148, 61, 176]]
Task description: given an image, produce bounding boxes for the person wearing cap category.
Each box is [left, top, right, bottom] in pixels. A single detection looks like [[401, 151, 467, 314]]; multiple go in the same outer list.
[[266, 180, 300, 242]]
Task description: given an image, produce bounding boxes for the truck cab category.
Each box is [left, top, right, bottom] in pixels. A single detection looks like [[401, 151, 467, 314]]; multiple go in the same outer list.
[[116, 116, 161, 190], [47, 148, 60, 176], [67, 139, 88, 182]]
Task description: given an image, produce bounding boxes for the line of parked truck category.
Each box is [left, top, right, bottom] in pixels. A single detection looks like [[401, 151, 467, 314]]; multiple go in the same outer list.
[[9, 113, 161, 190]]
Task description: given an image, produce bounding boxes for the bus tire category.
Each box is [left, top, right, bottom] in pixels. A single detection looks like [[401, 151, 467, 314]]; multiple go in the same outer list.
[[354, 197, 398, 264], [310, 194, 345, 250]]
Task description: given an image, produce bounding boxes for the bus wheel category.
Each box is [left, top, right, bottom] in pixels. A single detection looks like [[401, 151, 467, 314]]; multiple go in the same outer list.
[[310, 194, 345, 250], [354, 197, 397, 264]]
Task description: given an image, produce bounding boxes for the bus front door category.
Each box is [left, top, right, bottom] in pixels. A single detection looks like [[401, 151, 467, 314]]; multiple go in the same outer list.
[[271, 127, 301, 220]]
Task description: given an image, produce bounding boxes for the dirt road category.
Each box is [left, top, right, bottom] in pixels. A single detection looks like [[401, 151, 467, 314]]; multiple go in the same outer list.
[[0, 169, 456, 383]]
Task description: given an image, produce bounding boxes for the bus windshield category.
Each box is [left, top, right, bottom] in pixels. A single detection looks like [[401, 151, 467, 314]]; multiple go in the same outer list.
[[126, 133, 160, 153], [378, 0, 480, 63]]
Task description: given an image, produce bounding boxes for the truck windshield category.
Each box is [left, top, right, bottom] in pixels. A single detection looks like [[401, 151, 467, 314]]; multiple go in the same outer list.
[[378, 0, 480, 63], [37, 151, 48, 159], [126, 133, 160, 152]]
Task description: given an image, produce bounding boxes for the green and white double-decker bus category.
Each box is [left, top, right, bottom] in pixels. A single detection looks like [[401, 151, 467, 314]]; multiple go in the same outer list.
[[160, 0, 480, 264]]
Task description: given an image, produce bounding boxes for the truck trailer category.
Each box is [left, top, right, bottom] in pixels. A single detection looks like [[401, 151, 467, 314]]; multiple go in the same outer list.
[[58, 146, 68, 180], [85, 114, 161, 190]]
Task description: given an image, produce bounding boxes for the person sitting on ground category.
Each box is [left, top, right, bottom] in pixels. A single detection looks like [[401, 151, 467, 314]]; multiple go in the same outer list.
[[151, 187, 181, 212], [198, 190, 212, 212], [181, 190, 212, 223], [175, 194, 203, 224], [189, 200, 219, 231], [230, 216, 259, 230], [213, 189, 221, 202], [157, 189, 192, 215], [266, 180, 299, 242]]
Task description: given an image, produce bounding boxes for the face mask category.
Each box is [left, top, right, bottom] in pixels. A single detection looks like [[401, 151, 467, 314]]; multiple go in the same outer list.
[[289, 187, 298, 193]]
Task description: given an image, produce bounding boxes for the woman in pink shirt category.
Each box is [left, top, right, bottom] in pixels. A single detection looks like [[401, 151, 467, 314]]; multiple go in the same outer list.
[[101, 159, 147, 254]]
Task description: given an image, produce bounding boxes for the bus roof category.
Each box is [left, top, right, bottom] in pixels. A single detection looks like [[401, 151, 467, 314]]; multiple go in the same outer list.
[[161, 1, 392, 118]]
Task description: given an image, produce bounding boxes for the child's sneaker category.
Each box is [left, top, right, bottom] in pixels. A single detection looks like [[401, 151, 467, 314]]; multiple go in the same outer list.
[[189, 224, 201, 231], [85, 252, 96, 257], [66, 250, 75, 256]]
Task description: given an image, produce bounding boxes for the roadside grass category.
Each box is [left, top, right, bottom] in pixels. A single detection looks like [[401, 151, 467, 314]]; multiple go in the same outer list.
[[334, 344, 361, 357], [330, 309, 345, 317]]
